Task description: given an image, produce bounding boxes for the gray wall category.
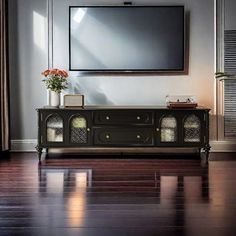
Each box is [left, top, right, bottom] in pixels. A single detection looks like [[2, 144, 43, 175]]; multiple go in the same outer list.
[[8, 0, 48, 140], [9, 0, 215, 141]]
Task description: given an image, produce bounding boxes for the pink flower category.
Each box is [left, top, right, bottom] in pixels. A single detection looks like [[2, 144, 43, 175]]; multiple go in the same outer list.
[[41, 68, 68, 78], [41, 69, 50, 77]]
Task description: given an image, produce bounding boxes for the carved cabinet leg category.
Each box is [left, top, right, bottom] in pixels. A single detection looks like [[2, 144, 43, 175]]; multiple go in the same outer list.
[[35, 145, 43, 163], [203, 144, 211, 161]]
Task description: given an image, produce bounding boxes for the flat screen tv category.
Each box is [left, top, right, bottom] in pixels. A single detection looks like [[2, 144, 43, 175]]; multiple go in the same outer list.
[[69, 6, 185, 72]]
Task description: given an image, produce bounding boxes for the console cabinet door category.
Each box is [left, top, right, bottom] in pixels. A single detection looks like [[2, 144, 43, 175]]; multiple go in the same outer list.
[[156, 112, 180, 146], [41, 111, 66, 146], [67, 112, 92, 146], [182, 112, 205, 146]]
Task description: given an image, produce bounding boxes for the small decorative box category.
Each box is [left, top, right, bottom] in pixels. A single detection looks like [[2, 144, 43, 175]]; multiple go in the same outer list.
[[64, 94, 84, 108]]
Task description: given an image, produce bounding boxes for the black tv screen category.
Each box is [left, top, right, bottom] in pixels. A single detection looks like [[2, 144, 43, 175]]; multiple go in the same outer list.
[[69, 6, 185, 72]]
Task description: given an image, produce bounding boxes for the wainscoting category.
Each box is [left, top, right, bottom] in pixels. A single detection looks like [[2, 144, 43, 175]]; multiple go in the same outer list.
[[0, 153, 236, 236]]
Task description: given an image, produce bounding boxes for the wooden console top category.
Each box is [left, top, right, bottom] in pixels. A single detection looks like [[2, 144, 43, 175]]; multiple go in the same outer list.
[[38, 105, 210, 111]]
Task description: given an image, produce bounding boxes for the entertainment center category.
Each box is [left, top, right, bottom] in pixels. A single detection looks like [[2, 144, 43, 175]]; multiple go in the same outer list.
[[35, 5, 212, 161], [36, 106, 210, 162]]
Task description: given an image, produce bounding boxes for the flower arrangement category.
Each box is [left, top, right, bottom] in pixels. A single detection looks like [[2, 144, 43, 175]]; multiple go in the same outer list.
[[41, 68, 69, 93]]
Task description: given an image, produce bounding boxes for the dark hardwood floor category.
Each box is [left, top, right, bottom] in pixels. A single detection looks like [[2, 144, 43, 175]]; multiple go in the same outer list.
[[0, 152, 236, 236]]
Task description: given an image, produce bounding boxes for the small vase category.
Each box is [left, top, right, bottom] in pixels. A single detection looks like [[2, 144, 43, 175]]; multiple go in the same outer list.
[[50, 91, 60, 107]]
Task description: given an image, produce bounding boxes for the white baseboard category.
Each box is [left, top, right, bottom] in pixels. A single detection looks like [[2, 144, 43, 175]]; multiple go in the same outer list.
[[210, 140, 236, 152], [11, 139, 38, 152], [10, 139, 236, 153]]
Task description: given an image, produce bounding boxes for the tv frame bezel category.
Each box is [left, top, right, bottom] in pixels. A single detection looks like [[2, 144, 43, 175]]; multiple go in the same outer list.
[[69, 5, 186, 74]]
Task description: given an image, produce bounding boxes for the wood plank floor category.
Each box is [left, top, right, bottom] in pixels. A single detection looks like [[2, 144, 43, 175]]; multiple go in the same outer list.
[[0, 152, 236, 236]]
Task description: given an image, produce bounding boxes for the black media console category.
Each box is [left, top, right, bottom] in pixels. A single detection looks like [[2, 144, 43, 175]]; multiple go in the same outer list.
[[36, 106, 211, 161]]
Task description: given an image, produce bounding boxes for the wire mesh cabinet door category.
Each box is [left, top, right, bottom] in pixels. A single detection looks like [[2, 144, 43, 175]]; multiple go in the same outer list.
[[183, 114, 201, 143], [182, 111, 210, 158], [68, 113, 91, 146], [182, 111, 208, 147]]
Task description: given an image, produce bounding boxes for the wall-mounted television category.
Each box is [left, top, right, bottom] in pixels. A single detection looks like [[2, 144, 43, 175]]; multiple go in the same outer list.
[[69, 6, 185, 73]]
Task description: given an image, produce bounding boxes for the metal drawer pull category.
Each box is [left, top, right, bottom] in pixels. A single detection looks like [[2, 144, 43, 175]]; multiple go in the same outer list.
[[156, 128, 159, 132], [137, 135, 141, 139], [105, 134, 110, 139], [87, 128, 90, 132], [137, 116, 141, 120], [106, 116, 110, 120]]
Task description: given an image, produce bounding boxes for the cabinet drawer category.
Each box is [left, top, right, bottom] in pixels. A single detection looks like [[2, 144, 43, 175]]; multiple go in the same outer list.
[[94, 128, 154, 146], [94, 111, 153, 125]]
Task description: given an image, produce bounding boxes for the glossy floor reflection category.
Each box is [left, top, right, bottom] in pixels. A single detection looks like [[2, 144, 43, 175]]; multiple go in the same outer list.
[[1, 153, 236, 236]]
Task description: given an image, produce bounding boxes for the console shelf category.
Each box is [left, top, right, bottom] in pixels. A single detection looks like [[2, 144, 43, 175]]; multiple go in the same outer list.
[[36, 106, 211, 161]]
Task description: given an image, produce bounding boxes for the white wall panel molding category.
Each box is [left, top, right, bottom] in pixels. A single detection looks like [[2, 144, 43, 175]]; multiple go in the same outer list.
[[216, 0, 225, 140]]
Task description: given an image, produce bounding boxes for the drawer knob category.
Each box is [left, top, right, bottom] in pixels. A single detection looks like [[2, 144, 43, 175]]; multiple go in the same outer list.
[[106, 116, 110, 120], [87, 128, 90, 132], [137, 116, 141, 120], [156, 128, 160, 132], [137, 134, 141, 139], [105, 134, 110, 139]]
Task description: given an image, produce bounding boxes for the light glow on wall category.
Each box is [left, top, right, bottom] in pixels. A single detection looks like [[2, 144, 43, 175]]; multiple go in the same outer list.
[[33, 11, 46, 51]]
